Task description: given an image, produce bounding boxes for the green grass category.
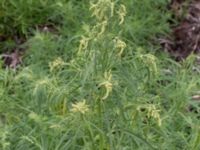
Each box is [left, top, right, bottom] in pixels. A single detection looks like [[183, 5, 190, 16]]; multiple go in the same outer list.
[[1, 0, 200, 150]]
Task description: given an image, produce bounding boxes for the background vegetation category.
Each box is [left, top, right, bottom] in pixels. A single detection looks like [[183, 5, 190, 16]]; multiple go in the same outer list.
[[0, 0, 200, 149]]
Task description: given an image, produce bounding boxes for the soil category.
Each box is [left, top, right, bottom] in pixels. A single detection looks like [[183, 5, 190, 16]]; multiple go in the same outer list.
[[162, 0, 200, 60], [0, 24, 57, 69]]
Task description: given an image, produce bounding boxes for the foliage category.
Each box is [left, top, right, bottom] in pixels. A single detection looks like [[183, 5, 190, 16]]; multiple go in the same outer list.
[[1, 0, 200, 150]]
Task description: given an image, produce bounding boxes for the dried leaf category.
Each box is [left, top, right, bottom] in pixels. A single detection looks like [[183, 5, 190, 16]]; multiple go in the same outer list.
[[162, 1, 200, 60], [1, 50, 22, 69]]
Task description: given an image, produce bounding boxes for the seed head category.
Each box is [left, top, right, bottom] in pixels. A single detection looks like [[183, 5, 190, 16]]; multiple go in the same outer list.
[[117, 4, 127, 25], [71, 100, 89, 114]]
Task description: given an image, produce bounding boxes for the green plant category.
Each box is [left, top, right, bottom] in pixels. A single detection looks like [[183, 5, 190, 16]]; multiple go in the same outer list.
[[1, 0, 200, 150]]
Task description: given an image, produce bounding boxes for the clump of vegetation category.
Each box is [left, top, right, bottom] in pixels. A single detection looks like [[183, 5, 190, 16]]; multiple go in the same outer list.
[[0, 0, 200, 150]]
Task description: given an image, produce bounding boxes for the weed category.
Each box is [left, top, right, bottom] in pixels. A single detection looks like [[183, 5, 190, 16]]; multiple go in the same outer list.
[[0, 0, 200, 150]]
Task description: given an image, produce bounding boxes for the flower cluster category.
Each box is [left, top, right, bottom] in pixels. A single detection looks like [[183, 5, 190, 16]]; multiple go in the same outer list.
[[137, 104, 162, 126], [49, 57, 65, 72], [99, 70, 113, 100], [117, 4, 127, 25], [114, 37, 126, 57], [70, 100, 89, 114]]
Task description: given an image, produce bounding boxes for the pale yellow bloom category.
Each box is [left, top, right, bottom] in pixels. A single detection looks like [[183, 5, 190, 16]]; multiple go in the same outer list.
[[137, 104, 162, 126], [78, 36, 90, 53], [90, 0, 115, 21], [92, 20, 108, 37], [114, 37, 126, 57], [117, 4, 127, 25], [146, 105, 162, 126], [71, 100, 89, 114], [139, 54, 158, 76], [99, 70, 113, 100], [98, 20, 108, 36], [110, 2, 115, 17], [49, 57, 65, 72]]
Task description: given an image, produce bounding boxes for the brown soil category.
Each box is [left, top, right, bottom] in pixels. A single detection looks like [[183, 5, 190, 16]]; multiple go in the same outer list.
[[162, 0, 200, 60]]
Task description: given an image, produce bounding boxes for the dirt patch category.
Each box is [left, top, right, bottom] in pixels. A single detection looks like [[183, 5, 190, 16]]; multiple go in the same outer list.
[[1, 50, 23, 69], [162, 0, 200, 60], [0, 24, 58, 69]]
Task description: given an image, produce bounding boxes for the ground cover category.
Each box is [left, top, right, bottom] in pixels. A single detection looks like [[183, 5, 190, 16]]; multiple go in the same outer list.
[[0, 0, 200, 149]]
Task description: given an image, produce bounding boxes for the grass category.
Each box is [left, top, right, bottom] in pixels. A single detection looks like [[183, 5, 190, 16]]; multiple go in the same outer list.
[[0, 0, 200, 149]]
